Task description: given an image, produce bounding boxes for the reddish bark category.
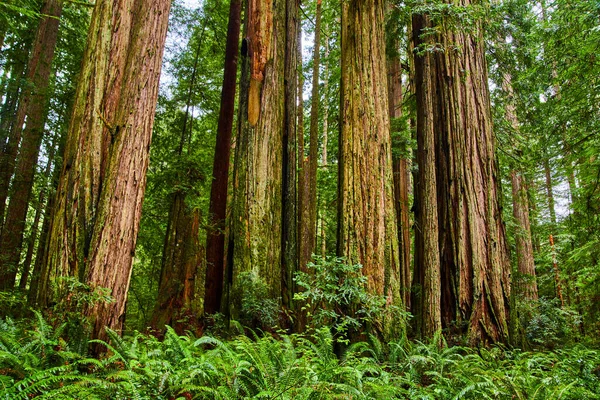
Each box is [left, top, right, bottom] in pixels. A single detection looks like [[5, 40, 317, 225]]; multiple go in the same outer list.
[[204, 0, 242, 315]]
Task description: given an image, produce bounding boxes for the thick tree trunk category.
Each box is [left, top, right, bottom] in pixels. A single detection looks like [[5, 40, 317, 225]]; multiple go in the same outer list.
[[387, 25, 411, 311], [413, 2, 511, 345], [204, 0, 242, 316], [0, 0, 62, 290], [338, 0, 400, 317], [228, 0, 286, 316], [411, 13, 441, 338], [43, 0, 170, 344]]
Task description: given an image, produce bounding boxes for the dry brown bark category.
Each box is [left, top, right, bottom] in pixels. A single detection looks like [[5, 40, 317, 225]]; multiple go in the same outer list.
[[204, 0, 242, 316], [338, 0, 400, 314], [412, 2, 511, 345], [228, 0, 287, 316], [42, 0, 171, 344], [0, 0, 62, 290]]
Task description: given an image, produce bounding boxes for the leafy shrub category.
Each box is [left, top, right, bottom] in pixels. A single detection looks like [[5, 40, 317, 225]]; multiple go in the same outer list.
[[294, 255, 406, 343]]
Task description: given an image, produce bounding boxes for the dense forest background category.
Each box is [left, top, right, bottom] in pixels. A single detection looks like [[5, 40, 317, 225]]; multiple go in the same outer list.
[[0, 0, 599, 398]]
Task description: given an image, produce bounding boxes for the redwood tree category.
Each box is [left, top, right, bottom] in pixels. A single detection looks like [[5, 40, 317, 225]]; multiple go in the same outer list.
[[204, 0, 242, 315], [338, 0, 400, 312], [0, 0, 62, 290], [228, 0, 287, 314], [42, 0, 171, 342], [412, 1, 511, 345]]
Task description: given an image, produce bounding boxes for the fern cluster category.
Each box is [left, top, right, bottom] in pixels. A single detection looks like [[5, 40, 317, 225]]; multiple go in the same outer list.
[[1, 315, 599, 399]]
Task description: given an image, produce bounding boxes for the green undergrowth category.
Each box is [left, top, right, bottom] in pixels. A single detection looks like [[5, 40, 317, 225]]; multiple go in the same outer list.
[[1, 315, 599, 399]]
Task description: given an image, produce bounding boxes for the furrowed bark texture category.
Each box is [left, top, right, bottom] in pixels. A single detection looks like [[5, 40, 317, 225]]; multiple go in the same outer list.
[[413, 1, 511, 345], [338, 0, 400, 308], [229, 0, 285, 314], [411, 13, 441, 338], [204, 0, 242, 315], [0, 0, 62, 290], [44, 0, 171, 342], [503, 73, 537, 300], [152, 193, 201, 333], [387, 24, 411, 310]]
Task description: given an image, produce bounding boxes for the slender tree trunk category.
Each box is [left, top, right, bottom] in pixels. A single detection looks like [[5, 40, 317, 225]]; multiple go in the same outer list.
[[228, 0, 286, 316], [152, 29, 204, 332], [511, 171, 538, 300], [19, 141, 56, 291], [338, 0, 400, 327], [0, 0, 62, 290], [43, 0, 171, 344], [298, 0, 321, 271], [0, 50, 27, 155], [204, 0, 242, 316], [281, 0, 299, 311], [503, 73, 538, 300], [151, 192, 201, 333], [413, 2, 511, 345], [411, 13, 441, 338], [319, 40, 329, 257], [544, 159, 557, 227], [387, 22, 411, 311]]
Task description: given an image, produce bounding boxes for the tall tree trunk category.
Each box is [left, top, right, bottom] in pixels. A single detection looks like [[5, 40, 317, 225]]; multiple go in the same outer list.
[[151, 192, 201, 333], [411, 13, 441, 338], [413, 2, 511, 345], [152, 29, 204, 332], [228, 0, 286, 317], [510, 171, 538, 300], [544, 159, 557, 227], [281, 0, 299, 311], [387, 20, 411, 311], [19, 140, 56, 291], [298, 0, 321, 271], [338, 0, 400, 326], [0, 49, 27, 156], [319, 40, 329, 257], [43, 0, 171, 344], [204, 0, 242, 316], [0, 0, 62, 290], [503, 73, 538, 300]]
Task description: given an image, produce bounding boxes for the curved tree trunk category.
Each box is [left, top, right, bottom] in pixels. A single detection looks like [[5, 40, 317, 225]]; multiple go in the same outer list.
[[338, 0, 400, 326], [0, 0, 62, 290]]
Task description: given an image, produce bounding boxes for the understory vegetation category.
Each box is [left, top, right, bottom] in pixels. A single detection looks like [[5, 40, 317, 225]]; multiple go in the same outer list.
[[1, 313, 599, 400]]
